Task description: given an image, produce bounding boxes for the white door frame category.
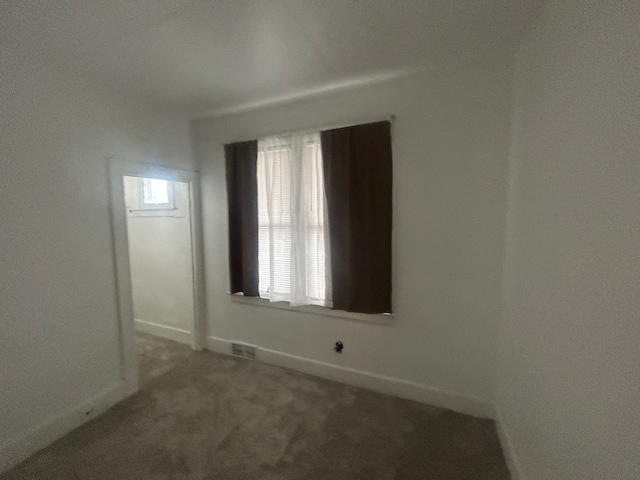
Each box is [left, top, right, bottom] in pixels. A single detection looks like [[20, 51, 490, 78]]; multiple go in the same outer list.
[[108, 160, 206, 396]]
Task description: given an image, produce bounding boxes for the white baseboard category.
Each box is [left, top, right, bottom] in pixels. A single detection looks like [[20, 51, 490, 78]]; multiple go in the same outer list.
[[494, 409, 523, 480], [205, 336, 494, 419], [134, 319, 192, 345], [0, 382, 127, 474]]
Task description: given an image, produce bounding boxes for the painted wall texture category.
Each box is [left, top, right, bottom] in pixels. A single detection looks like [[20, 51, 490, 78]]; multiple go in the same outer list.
[[496, 1, 640, 478], [0, 55, 194, 455], [124, 176, 194, 338]]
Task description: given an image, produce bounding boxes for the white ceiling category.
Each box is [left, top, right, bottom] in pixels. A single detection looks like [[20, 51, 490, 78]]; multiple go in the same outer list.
[[1, 1, 542, 116]]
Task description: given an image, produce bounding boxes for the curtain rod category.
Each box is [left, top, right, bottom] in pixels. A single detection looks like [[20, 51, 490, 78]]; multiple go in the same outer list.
[[223, 115, 396, 146]]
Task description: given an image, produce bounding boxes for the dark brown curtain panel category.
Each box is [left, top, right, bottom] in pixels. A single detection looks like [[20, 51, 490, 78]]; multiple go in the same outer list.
[[321, 121, 392, 314], [225, 140, 259, 296]]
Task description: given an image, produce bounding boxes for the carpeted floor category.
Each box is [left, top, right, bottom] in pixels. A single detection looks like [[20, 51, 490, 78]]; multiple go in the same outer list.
[[2, 334, 510, 479], [136, 331, 195, 387]]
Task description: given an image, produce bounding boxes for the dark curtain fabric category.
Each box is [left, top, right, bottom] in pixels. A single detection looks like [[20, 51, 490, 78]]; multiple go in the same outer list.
[[225, 140, 259, 296], [321, 121, 393, 314]]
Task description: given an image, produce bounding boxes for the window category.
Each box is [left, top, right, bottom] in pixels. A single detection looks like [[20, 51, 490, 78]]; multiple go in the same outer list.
[[142, 178, 170, 205], [256, 134, 328, 307], [225, 120, 392, 314], [140, 178, 174, 209]]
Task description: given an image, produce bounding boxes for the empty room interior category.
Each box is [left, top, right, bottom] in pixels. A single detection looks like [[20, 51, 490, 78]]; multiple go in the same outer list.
[[0, 1, 638, 479]]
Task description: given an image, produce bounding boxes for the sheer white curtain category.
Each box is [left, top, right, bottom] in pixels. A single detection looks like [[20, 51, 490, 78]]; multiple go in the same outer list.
[[257, 132, 331, 307]]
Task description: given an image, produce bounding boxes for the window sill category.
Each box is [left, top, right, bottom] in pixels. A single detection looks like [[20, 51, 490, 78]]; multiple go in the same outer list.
[[229, 293, 393, 324], [126, 208, 182, 218]]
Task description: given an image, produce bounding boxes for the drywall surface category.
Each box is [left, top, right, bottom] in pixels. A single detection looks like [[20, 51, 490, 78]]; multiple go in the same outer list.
[[496, 1, 640, 478], [192, 59, 513, 411], [124, 177, 194, 336], [0, 55, 194, 463]]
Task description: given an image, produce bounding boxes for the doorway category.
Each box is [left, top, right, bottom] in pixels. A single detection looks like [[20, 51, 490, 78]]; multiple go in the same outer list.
[[108, 162, 205, 396]]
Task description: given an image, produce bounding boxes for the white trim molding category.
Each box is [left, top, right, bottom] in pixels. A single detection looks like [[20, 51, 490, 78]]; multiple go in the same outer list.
[[205, 335, 494, 419], [0, 383, 128, 474], [229, 293, 394, 324], [494, 409, 524, 480], [134, 319, 192, 345]]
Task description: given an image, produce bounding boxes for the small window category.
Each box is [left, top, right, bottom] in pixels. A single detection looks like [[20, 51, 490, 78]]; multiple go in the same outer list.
[[123, 176, 180, 215], [142, 178, 169, 205]]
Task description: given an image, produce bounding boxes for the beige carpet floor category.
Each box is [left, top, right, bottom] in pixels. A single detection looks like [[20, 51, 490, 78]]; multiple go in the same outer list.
[[1, 333, 510, 479]]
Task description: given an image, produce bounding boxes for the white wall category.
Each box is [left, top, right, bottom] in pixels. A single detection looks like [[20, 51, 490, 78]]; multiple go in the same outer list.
[[192, 59, 513, 415], [0, 55, 194, 469], [124, 177, 194, 340], [496, 1, 640, 478]]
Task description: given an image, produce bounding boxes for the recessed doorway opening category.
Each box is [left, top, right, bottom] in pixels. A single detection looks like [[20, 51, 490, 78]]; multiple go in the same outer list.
[[108, 162, 205, 395], [124, 175, 194, 385]]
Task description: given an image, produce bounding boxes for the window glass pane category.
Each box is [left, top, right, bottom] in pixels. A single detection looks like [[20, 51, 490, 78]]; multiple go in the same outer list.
[[142, 178, 169, 205], [257, 134, 326, 305]]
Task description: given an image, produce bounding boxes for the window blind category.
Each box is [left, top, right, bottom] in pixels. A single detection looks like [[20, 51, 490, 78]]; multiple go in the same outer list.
[[257, 134, 328, 306]]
